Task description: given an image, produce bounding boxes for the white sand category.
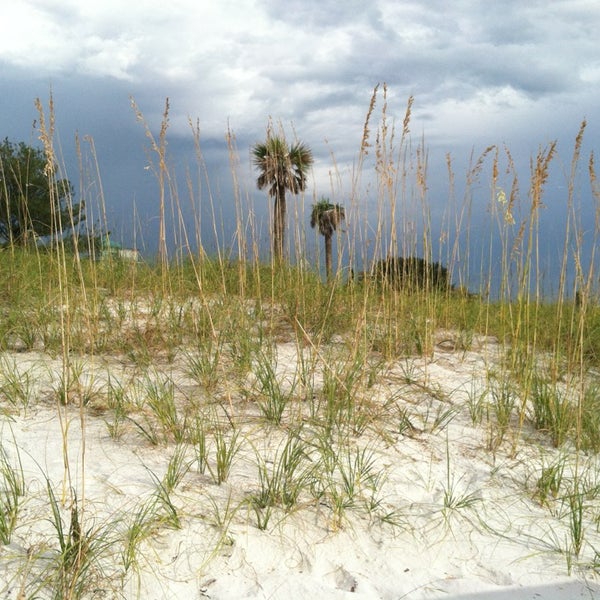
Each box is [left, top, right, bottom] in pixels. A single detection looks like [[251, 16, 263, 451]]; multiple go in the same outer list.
[[1, 335, 599, 599]]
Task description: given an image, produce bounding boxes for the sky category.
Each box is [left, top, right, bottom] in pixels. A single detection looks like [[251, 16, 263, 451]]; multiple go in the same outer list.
[[2, 0, 600, 293]]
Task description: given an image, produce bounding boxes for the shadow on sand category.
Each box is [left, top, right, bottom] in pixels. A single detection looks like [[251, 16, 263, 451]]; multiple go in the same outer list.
[[440, 579, 599, 600]]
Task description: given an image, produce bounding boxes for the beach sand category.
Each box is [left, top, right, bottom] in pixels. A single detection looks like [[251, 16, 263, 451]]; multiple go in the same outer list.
[[1, 334, 599, 599]]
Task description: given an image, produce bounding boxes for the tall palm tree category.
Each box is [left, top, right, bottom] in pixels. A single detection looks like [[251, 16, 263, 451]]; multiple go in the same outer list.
[[310, 198, 345, 282], [252, 135, 313, 262]]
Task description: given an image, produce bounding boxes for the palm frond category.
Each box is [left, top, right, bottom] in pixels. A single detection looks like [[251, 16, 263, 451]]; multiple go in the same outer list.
[[310, 199, 345, 237], [252, 136, 314, 196]]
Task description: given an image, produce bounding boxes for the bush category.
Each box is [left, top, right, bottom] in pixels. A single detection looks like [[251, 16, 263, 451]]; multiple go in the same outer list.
[[371, 256, 450, 291]]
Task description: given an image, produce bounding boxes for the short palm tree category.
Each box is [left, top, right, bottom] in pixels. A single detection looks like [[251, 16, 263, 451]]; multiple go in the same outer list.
[[252, 135, 313, 262], [310, 198, 345, 282]]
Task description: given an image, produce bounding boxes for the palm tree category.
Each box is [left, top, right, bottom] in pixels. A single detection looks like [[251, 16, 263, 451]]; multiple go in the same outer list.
[[252, 135, 313, 262], [310, 198, 345, 282]]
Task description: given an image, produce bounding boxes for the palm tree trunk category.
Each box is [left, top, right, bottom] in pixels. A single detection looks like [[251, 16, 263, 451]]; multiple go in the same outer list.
[[325, 233, 333, 282], [273, 184, 286, 262]]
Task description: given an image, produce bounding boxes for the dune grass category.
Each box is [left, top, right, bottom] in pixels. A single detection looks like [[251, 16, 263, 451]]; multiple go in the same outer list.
[[0, 90, 600, 597]]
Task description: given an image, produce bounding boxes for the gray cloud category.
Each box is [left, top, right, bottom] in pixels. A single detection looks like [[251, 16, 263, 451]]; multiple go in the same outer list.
[[263, 0, 379, 29]]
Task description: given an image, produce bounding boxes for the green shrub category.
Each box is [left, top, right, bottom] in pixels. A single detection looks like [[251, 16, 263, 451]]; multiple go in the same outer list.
[[370, 256, 450, 291]]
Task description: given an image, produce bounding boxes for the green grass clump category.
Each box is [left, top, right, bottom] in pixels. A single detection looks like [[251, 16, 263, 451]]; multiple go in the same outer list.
[[0, 442, 24, 544], [529, 377, 575, 448]]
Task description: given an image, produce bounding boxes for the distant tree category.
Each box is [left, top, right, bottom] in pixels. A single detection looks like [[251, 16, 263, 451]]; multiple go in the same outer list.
[[252, 134, 313, 262], [310, 198, 345, 282], [372, 256, 450, 291], [0, 138, 81, 245]]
